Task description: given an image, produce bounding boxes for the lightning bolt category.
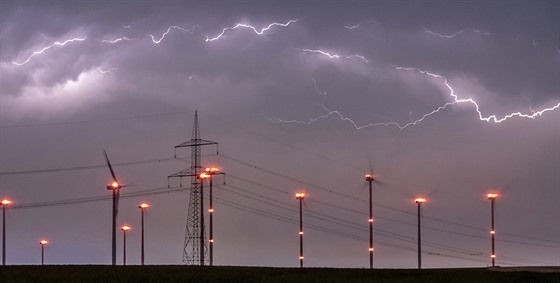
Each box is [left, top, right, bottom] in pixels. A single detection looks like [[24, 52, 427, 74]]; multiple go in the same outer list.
[[343, 20, 380, 30], [265, 79, 409, 130], [240, 40, 254, 51], [204, 19, 299, 42], [148, 25, 199, 44], [297, 48, 369, 63], [423, 27, 490, 38], [97, 67, 118, 74], [11, 37, 87, 66], [393, 66, 560, 123], [267, 67, 560, 130], [344, 24, 361, 30], [100, 37, 137, 44]]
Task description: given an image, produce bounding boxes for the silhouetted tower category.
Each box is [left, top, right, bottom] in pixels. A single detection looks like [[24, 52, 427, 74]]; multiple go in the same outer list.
[[168, 111, 218, 265]]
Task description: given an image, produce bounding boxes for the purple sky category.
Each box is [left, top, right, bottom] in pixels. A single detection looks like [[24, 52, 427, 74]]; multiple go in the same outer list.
[[0, 0, 559, 267]]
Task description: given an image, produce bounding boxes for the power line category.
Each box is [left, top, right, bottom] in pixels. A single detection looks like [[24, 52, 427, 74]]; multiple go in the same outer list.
[[10, 187, 187, 209], [216, 183, 555, 266], [222, 154, 559, 245], [221, 183, 552, 264], [0, 157, 178, 176]]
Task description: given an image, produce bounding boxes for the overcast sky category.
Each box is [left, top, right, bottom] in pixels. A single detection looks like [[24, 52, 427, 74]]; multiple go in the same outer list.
[[0, 0, 559, 268]]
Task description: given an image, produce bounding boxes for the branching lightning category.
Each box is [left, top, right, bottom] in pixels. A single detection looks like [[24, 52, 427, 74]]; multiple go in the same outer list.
[[8, 17, 557, 131], [240, 40, 254, 51], [344, 24, 361, 30], [101, 37, 137, 44], [393, 66, 560, 123], [265, 79, 407, 130], [97, 67, 118, 74], [344, 20, 380, 30], [12, 37, 87, 66], [267, 67, 560, 130], [148, 25, 199, 44], [205, 19, 299, 42], [297, 48, 369, 63], [423, 27, 490, 38]]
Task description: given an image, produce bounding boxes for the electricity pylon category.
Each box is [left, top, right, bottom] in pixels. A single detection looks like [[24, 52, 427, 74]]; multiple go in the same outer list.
[[168, 111, 218, 265]]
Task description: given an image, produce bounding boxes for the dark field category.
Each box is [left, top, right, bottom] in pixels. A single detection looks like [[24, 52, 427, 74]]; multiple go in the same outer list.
[[1, 265, 559, 283]]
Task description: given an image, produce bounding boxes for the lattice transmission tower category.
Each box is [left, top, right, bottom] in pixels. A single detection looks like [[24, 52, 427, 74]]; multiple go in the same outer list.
[[168, 111, 218, 265]]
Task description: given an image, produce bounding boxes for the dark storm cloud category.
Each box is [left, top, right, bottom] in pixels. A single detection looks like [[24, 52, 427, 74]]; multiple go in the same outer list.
[[2, 0, 557, 123]]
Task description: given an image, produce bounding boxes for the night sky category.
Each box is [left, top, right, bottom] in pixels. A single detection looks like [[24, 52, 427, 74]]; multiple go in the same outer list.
[[0, 0, 559, 268]]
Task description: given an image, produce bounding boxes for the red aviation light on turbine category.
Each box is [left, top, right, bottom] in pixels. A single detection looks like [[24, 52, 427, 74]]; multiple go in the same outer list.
[[107, 181, 122, 190], [295, 193, 306, 200], [415, 197, 427, 204], [487, 193, 499, 200], [365, 174, 374, 182], [1, 199, 12, 206]]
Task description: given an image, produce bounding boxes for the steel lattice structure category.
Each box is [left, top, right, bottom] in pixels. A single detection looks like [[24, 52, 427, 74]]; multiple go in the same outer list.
[[168, 111, 218, 265]]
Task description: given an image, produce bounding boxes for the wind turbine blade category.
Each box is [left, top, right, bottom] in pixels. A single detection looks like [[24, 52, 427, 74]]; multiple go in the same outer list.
[[367, 153, 375, 173], [373, 179, 386, 187], [103, 149, 119, 183]]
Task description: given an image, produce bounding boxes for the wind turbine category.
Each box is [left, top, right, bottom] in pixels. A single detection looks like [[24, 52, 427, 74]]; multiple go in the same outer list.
[[103, 149, 126, 266]]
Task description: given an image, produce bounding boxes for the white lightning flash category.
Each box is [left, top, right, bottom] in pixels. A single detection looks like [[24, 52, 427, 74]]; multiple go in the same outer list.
[[240, 40, 254, 51], [393, 66, 560, 123], [148, 25, 199, 44], [297, 48, 369, 63], [268, 68, 559, 130], [344, 20, 380, 30], [423, 27, 490, 38], [205, 19, 299, 42], [100, 37, 137, 44], [344, 24, 361, 30], [265, 79, 407, 130], [12, 37, 87, 66], [97, 67, 118, 74]]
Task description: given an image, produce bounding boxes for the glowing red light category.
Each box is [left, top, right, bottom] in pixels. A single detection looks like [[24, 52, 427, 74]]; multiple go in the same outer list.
[[39, 240, 49, 246], [368, 218, 373, 223], [415, 197, 427, 204], [139, 203, 150, 209], [369, 247, 374, 252], [295, 193, 306, 199], [487, 193, 499, 199], [199, 172, 210, 179], [121, 225, 131, 231], [1, 199, 12, 206], [491, 254, 496, 258]]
